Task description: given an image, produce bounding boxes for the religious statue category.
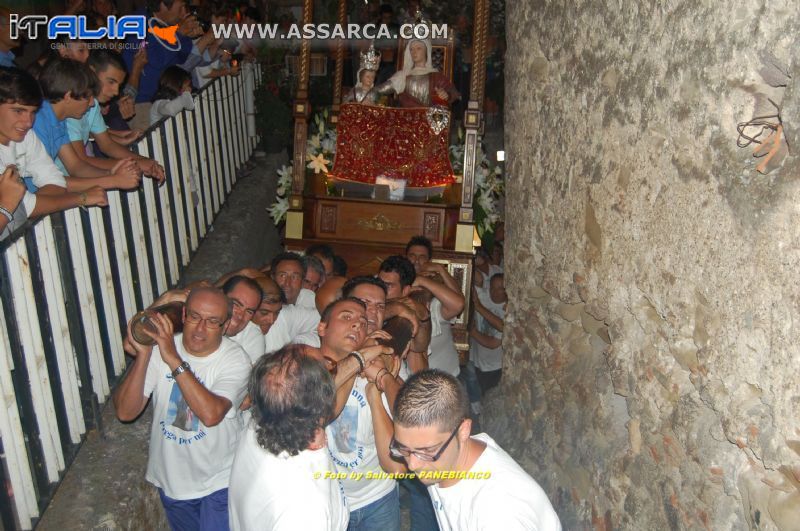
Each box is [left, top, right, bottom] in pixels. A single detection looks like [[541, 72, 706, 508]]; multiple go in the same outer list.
[[330, 17, 458, 190], [376, 35, 460, 108], [343, 46, 381, 105]]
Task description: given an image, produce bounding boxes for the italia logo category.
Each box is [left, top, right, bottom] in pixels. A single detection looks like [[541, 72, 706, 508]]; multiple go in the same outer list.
[[9, 14, 146, 40], [147, 19, 181, 50], [8, 13, 181, 51]]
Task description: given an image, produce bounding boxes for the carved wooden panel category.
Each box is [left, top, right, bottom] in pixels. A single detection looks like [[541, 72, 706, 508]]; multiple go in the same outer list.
[[423, 212, 442, 242], [431, 259, 471, 328], [320, 204, 337, 233]]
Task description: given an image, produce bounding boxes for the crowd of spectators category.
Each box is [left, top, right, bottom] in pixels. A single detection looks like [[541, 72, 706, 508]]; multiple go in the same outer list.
[[0, 0, 257, 241]]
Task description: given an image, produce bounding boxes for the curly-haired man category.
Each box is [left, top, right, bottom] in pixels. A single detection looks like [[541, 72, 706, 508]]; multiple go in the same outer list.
[[228, 345, 349, 530]]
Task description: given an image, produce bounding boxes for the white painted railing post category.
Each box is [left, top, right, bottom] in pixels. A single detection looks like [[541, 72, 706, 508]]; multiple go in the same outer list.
[[0, 70, 262, 529]]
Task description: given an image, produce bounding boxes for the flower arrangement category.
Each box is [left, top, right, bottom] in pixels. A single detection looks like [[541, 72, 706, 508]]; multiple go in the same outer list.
[[268, 108, 337, 224], [306, 108, 337, 175], [267, 164, 292, 224], [449, 128, 505, 246]]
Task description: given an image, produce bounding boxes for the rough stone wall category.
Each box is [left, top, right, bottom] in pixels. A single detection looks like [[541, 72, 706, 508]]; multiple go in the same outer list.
[[493, 1, 800, 528]]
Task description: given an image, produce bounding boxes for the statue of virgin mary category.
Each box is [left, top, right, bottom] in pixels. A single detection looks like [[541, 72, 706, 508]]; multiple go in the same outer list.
[[376, 35, 460, 108]]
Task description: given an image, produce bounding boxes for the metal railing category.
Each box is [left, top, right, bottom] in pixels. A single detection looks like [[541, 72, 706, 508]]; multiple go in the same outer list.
[[0, 62, 262, 530]]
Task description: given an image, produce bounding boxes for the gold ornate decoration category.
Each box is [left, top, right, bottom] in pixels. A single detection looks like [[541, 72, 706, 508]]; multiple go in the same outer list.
[[356, 213, 401, 231], [426, 106, 451, 135], [469, 0, 486, 103], [298, 0, 313, 91]]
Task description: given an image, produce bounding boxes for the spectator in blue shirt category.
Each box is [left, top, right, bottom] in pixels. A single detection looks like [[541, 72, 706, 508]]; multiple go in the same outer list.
[[67, 50, 165, 183], [33, 58, 141, 192], [0, 7, 20, 68], [122, 0, 197, 130]]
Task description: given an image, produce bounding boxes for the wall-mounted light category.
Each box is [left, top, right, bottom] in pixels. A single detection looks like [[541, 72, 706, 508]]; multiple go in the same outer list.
[[496, 150, 505, 162]]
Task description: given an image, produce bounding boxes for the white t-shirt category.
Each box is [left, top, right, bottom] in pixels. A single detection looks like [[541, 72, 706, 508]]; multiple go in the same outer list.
[[429, 433, 561, 531], [230, 321, 266, 364], [264, 304, 321, 354], [150, 92, 195, 125], [143, 335, 251, 500], [295, 288, 318, 311], [194, 58, 221, 89], [428, 297, 460, 377], [474, 264, 502, 290], [0, 130, 67, 215], [325, 377, 395, 510], [470, 289, 505, 372], [229, 422, 349, 530]]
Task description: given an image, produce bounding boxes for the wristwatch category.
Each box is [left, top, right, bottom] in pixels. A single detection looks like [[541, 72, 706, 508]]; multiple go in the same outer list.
[[171, 361, 190, 378]]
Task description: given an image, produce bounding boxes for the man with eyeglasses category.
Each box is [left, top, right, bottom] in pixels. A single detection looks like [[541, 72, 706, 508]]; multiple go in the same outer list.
[[221, 275, 264, 363], [114, 287, 251, 529], [392, 370, 562, 530]]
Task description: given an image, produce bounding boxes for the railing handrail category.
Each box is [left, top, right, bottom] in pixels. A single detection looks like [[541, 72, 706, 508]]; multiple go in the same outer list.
[[0, 61, 262, 530]]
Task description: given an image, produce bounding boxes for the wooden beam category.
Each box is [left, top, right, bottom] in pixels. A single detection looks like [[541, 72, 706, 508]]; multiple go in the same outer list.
[[291, 0, 315, 201], [331, 0, 347, 123], [458, 0, 488, 237]]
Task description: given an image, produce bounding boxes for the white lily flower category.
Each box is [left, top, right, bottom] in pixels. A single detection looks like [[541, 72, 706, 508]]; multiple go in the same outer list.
[[477, 193, 493, 212], [277, 164, 291, 180], [321, 138, 336, 154], [307, 153, 330, 174], [474, 171, 487, 189], [268, 197, 289, 224]]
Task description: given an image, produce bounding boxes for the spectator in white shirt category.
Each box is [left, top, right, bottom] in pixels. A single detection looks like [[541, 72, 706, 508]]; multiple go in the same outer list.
[[150, 65, 195, 124], [0, 66, 107, 241]]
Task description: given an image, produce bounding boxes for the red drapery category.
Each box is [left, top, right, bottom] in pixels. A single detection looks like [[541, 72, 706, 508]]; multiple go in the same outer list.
[[329, 103, 455, 188]]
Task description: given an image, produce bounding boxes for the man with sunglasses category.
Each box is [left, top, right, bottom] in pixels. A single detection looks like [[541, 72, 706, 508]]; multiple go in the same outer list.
[[114, 287, 251, 530], [392, 370, 561, 530]]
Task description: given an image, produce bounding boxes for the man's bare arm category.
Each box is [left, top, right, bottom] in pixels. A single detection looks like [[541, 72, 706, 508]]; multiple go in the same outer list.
[[147, 313, 232, 427], [413, 274, 465, 321], [113, 328, 153, 421], [366, 383, 406, 474], [470, 327, 501, 349], [31, 185, 107, 215], [474, 297, 504, 332]]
